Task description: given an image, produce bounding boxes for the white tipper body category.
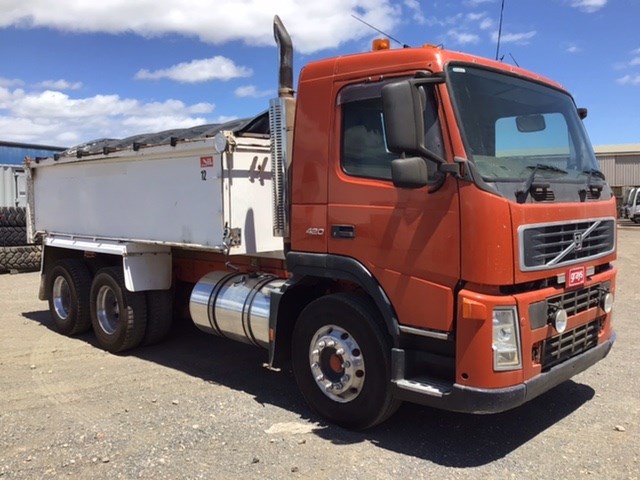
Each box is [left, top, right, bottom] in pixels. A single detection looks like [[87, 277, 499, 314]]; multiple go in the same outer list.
[[26, 133, 283, 291]]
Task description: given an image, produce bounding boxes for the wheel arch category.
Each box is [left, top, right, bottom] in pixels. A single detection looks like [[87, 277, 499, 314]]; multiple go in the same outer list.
[[269, 252, 400, 368]]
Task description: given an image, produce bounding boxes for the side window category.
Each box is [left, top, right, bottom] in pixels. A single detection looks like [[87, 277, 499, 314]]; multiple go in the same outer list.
[[342, 97, 395, 180], [340, 82, 444, 182]]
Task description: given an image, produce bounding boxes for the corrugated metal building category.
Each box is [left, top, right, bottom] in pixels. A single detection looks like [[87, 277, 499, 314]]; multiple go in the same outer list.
[[594, 144, 640, 201], [0, 141, 66, 207], [0, 141, 66, 165]]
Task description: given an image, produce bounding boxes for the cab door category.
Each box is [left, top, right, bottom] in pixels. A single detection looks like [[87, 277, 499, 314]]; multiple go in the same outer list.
[[326, 79, 461, 332]]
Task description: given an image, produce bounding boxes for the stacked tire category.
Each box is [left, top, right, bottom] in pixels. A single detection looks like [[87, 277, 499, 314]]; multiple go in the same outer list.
[[0, 207, 41, 274]]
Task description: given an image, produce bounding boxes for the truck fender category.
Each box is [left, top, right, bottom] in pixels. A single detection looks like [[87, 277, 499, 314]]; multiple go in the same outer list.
[[268, 252, 400, 368]]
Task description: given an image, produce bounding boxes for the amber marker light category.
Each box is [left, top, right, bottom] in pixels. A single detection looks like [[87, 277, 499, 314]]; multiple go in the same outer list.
[[372, 38, 390, 51]]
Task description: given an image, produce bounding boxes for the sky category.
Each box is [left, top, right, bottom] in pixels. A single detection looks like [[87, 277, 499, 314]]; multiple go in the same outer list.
[[0, 0, 638, 149]]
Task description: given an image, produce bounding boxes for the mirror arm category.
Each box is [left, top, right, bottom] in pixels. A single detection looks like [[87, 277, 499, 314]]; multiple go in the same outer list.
[[419, 146, 445, 164]]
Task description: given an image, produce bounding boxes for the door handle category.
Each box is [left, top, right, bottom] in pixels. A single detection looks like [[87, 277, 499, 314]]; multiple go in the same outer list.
[[331, 225, 356, 239]]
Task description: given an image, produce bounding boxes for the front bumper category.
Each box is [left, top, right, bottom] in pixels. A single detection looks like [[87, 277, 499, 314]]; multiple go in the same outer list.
[[392, 331, 615, 414]]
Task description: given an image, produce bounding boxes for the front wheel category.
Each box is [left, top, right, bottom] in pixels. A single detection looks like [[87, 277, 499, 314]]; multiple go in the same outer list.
[[291, 293, 400, 429]]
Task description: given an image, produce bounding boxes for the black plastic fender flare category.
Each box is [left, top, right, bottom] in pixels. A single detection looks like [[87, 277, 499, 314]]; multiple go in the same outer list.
[[268, 252, 400, 367]]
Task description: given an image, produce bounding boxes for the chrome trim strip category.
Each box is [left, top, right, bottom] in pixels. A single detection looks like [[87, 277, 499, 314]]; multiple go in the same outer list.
[[399, 325, 451, 341]]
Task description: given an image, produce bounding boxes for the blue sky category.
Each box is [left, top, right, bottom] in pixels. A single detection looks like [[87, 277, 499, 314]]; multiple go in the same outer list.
[[0, 0, 638, 148]]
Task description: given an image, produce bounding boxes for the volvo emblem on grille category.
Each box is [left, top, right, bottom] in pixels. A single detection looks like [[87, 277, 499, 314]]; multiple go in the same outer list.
[[573, 231, 583, 251]]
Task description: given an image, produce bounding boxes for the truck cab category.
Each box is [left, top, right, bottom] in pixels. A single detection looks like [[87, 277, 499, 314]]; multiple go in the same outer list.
[[283, 42, 615, 417]]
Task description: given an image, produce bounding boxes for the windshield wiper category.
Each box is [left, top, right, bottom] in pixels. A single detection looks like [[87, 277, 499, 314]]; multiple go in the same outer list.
[[580, 168, 606, 181], [579, 168, 605, 196], [516, 164, 568, 203]]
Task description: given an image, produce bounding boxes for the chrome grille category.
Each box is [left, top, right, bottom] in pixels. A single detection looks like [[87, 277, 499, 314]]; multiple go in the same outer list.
[[541, 319, 601, 371], [520, 218, 615, 271]]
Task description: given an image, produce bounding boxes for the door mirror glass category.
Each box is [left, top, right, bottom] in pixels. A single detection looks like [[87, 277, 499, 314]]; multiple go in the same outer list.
[[381, 81, 424, 155]]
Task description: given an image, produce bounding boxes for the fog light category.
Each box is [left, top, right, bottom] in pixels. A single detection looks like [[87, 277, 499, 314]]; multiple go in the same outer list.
[[602, 292, 614, 314], [552, 308, 568, 333]]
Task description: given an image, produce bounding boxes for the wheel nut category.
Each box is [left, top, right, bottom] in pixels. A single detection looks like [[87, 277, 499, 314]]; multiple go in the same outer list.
[[341, 374, 350, 383], [336, 348, 345, 355], [315, 374, 325, 382]]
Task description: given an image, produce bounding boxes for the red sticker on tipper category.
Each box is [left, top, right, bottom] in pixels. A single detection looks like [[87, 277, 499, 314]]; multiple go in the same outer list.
[[200, 156, 214, 168], [566, 266, 585, 288]]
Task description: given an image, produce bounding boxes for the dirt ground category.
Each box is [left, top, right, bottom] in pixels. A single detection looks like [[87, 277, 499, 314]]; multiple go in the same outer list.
[[0, 224, 638, 480]]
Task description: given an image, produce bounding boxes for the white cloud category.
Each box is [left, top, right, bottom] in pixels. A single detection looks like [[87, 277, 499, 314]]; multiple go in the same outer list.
[[136, 56, 252, 83], [566, 45, 581, 54], [0, 78, 25, 88], [0, 0, 403, 54], [404, 0, 426, 25], [234, 85, 274, 98], [617, 74, 640, 86], [570, 0, 608, 13], [35, 79, 83, 90], [447, 30, 480, 45], [491, 30, 537, 45], [629, 57, 640, 67], [0, 84, 216, 144], [479, 18, 494, 30]]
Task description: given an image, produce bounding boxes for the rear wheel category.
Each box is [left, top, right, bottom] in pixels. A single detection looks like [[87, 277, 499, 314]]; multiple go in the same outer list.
[[291, 293, 400, 429], [142, 289, 174, 345], [90, 267, 147, 353], [47, 259, 92, 335]]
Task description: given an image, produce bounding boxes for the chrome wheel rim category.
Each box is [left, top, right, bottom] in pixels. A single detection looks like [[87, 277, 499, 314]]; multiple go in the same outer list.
[[52, 276, 71, 320], [309, 324, 365, 403], [96, 285, 120, 335]]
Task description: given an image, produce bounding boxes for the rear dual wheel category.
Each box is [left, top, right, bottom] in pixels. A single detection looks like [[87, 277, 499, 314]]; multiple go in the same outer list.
[[47, 259, 92, 335], [292, 293, 400, 429], [90, 267, 147, 353]]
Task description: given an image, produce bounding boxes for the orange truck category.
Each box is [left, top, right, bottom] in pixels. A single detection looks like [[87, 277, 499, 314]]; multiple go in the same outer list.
[[26, 17, 616, 429]]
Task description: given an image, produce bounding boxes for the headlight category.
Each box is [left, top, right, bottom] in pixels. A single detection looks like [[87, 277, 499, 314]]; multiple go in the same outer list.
[[492, 306, 522, 371]]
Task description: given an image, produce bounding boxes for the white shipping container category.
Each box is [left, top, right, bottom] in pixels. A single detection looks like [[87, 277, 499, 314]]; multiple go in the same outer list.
[[1, 164, 26, 208]]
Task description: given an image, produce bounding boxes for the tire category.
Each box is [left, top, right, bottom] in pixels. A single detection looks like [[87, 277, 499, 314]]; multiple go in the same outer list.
[[47, 259, 92, 335], [0, 245, 41, 273], [90, 267, 147, 353], [291, 293, 400, 429], [142, 289, 174, 346], [0, 226, 27, 246], [0, 207, 26, 227]]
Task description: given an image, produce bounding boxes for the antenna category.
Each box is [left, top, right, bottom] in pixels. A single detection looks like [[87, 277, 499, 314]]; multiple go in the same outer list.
[[495, 0, 505, 60], [509, 52, 520, 67], [351, 15, 410, 48]]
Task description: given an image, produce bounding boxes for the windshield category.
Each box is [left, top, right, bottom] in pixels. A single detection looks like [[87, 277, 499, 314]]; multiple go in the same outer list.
[[447, 65, 600, 183]]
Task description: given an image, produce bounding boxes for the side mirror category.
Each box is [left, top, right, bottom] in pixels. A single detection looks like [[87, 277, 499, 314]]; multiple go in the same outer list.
[[577, 107, 588, 120], [391, 157, 428, 189], [381, 81, 425, 155]]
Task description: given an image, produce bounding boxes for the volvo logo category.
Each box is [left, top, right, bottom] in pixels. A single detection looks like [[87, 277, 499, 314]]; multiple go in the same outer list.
[[573, 231, 583, 251]]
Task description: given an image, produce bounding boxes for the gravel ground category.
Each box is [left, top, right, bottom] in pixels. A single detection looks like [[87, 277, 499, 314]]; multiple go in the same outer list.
[[0, 223, 638, 479]]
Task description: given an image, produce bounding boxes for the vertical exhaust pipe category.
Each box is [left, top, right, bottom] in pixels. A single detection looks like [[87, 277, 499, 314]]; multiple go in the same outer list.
[[270, 15, 295, 239], [273, 15, 294, 98]]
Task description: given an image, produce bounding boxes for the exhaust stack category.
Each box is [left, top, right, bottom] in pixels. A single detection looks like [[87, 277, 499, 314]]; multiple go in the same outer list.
[[269, 15, 295, 238], [273, 15, 294, 98]]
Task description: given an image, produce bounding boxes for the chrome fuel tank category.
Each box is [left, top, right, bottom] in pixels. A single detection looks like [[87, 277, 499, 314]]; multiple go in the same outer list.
[[189, 271, 285, 349]]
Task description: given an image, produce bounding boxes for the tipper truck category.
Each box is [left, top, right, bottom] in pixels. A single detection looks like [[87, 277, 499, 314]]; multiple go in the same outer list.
[[26, 17, 616, 429]]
